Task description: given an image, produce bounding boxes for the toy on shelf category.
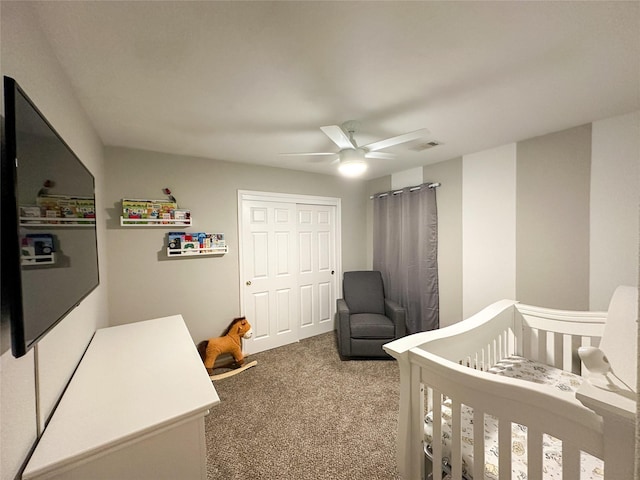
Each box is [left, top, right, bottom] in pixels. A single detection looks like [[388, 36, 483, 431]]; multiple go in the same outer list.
[[163, 187, 177, 204], [19, 180, 96, 226], [167, 232, 227, 256], [121, 199, 186, 222], [120, 189, 193, 225], [197, 317, 257, 380]]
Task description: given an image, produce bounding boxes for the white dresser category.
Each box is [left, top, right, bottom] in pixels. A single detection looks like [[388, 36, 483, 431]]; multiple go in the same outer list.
[[23, 315, 220, 480]]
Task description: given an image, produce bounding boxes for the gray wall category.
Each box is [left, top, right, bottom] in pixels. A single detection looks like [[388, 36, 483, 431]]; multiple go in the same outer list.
[[516, 125, 592, 309], [104, 147, 369, 343]]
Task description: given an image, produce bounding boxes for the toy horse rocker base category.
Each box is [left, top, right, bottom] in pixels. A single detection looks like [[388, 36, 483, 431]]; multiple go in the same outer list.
[[197, 317, 257, 380]]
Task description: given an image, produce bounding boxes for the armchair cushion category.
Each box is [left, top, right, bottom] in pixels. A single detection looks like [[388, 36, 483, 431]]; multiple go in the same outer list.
[[343, 271, 385, 315], [350, 313, 395, 339]]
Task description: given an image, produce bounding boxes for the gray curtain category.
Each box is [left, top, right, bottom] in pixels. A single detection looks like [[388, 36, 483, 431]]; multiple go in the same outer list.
[[372, 183, 439, 334]]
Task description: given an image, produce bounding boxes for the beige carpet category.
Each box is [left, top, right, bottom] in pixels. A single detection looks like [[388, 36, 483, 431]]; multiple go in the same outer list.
[[205, 332, 401, 480]]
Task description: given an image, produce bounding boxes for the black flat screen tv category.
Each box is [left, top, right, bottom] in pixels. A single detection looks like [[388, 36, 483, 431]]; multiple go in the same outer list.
[[1, 76, 99, 358]]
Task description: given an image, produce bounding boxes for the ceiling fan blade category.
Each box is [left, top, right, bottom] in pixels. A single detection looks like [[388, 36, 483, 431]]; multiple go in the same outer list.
[[320, 125, 356, 150], [279, 152, 336, 156], [363, 128, 430, 152], [365, 152, 395, 160], [308, 156, 339, 164]]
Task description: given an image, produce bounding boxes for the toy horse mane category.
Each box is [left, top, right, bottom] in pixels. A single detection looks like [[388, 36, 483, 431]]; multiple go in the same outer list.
[[221, 316, 247, 336]]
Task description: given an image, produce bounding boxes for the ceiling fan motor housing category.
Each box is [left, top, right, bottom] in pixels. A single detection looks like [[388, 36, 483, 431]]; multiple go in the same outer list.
[[340, 148, 366, 162]]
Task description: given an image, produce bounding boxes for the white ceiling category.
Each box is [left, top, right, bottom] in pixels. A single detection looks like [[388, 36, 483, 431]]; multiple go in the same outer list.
[[31, 1, 640, 180]]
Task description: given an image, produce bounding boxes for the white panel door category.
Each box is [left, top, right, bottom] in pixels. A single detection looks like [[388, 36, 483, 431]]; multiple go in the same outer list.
[[297, 204, 336, 339], [241, 201, 298, 354]]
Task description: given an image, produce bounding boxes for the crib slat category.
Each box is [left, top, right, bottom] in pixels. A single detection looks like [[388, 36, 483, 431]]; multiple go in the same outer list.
[[553, 332, 563, 368], [562, 442, 580, 480], [527, 426, 543, 480], [450, 400, 462, 479], [570, 335, 582, 374], [530, 327, 540, 362], [561, 333, 570, 371], [522, 324, 531, 359], [493, 340, 498, 366], [473, 410, 484, 480], [540, 330, 549, 364], [499, 419, 512, 480], [546, 330, 554, 366], [410, 365, 426, 480], [432, 388, 443, 480]]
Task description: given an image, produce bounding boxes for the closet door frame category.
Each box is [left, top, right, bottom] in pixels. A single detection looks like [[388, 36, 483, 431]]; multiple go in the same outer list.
[[237, 190, 342, 351]]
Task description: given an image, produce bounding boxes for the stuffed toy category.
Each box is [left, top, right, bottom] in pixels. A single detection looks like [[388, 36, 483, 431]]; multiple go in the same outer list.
[[197, 317, 253, 375]]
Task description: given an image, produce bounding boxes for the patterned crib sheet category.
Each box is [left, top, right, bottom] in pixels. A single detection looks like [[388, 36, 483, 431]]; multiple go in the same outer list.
[[424, 356, 604, 480]]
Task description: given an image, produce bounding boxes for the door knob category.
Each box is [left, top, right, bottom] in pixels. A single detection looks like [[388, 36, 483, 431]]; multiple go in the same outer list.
[[246, 281, 252, 286]]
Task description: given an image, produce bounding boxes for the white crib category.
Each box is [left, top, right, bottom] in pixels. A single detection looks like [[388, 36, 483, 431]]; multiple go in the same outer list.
[[384, 286, 637, 480]]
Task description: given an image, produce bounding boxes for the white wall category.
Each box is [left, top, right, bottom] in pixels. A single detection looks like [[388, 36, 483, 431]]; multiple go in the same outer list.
[[590, 111, 640, 310], [391, 167, 423, 190], [0, 4, 108, 479], [462, 144, 517, 317]]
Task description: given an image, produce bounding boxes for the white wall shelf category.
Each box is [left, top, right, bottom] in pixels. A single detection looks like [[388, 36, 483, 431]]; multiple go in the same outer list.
[[21, 253, 55, 265], [120, 216, 192, 227], [167, 246, 228, 257], [20, 217, 95, 227]]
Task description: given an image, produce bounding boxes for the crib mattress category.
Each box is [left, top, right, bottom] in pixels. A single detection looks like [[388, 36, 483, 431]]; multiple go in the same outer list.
[[424, 356, 604, 480]]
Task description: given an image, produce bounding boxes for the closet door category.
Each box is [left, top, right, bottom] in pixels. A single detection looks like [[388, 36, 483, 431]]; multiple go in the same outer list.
[[241, 201, 298, 354], [239, 191, 341, 355], [297, 204, 336, 339]]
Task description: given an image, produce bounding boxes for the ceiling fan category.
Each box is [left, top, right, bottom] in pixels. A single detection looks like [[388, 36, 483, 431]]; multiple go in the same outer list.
[[281, 121, 430, 177]]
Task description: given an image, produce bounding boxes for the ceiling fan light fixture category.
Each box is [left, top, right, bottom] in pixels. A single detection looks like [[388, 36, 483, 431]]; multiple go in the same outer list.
[[338, 148, 367, 177], [338, 159, 367, 177]]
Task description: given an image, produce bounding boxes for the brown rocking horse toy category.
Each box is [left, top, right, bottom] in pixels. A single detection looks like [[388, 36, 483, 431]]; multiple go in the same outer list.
[[197, 317, 257, 380]]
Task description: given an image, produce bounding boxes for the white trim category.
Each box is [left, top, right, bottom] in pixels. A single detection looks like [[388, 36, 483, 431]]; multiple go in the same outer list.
[[237, 189, 341, 206]]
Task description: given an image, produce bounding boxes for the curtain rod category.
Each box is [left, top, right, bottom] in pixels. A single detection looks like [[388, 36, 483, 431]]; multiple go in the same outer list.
[[369, 182, 440, 199]]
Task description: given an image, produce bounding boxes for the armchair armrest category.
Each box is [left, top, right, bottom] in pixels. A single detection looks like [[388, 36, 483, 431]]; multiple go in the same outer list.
[[336, 298, 351, 357], [337, 298, 350, 316], [385, 298, 406, 338]]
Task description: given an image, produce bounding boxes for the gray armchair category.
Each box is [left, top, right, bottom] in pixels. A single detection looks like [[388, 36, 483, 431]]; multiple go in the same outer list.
[[336, 271, 406, 359]]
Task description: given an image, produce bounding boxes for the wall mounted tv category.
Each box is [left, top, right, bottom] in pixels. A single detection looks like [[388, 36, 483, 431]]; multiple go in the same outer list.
[[1, 76, 99, 358]]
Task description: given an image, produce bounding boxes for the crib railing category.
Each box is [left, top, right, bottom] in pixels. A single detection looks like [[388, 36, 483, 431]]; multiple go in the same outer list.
[[413, 300, 519, 366], [414, 350, 603, 480], [458, 327, 515, 372], [453, 304, 608, 375], [514, 304, 607, 374], [385, 299, 609, 480]]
